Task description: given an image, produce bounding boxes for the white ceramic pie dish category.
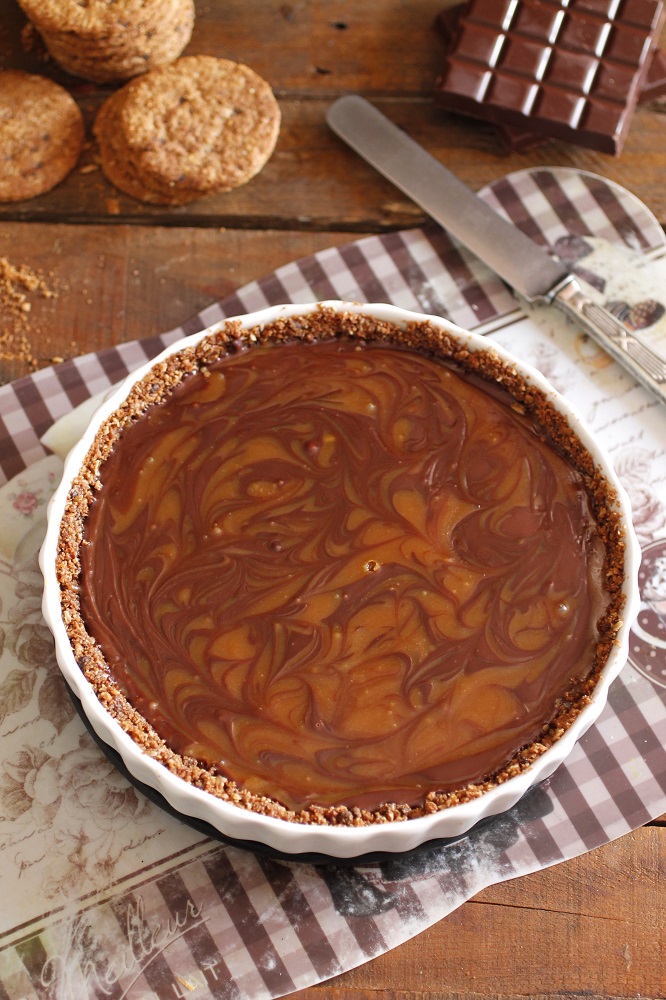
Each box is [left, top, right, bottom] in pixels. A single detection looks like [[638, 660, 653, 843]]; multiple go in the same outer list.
[[40, 300, 641, 859]]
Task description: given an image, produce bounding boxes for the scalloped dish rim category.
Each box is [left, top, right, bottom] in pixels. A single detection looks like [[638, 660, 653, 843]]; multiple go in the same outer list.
[[39, 300, 641, 859]]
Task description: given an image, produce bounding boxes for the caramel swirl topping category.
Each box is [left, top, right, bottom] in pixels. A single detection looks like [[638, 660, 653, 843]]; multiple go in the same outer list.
[[79, 339, 608, 812]]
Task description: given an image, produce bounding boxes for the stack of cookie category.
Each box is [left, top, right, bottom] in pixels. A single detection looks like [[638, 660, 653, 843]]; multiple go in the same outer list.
[[0, 71, 84, 203], [94, 56, 282, 205], [16, 0, 195, 84]]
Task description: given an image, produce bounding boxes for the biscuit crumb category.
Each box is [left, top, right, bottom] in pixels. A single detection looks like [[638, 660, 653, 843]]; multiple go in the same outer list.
[[0, 256, 60, 374]]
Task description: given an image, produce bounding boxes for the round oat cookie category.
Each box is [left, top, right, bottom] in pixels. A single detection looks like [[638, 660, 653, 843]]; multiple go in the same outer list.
[[16, 0, 176, 37], [92, 89, 155, 203], [16, 0, 195, 83], [0, 71, 84, 203], [94, 56, 281, 205]]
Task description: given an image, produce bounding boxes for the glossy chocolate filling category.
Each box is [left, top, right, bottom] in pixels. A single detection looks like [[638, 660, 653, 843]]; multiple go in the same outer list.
[[77, 337, 608, 813]]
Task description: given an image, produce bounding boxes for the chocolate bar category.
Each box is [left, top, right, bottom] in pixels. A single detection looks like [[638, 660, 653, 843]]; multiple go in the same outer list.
[[435, 3, 666, 151], [434, 0, 665, 155]]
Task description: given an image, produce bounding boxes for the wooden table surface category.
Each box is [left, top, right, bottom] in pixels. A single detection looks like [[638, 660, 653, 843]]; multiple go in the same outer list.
[[2, 2, 665, 998]]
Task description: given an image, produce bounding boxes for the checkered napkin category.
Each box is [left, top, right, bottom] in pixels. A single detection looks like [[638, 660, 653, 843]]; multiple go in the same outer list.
[[0, 168, 665, 1000]]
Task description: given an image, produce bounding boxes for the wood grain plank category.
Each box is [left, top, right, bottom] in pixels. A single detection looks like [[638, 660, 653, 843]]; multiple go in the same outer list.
[[0, 0, 450, 94], [3, 0, 663, 100], [285, 992, 665, 999], [1, 1, 665, 227], [0, 223, 358, 384], [0, 96, 665, 229], [289, 827, 666, 999]]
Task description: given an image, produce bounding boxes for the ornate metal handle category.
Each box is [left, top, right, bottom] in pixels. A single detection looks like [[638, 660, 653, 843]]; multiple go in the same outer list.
[[552, 278, 666, 404]]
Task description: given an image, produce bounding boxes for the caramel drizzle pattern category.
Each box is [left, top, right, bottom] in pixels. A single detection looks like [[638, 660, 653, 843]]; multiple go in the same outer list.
[[80, 341, 607, 812]]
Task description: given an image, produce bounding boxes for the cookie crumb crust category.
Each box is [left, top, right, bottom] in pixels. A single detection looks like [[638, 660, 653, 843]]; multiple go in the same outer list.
[[56, 307, 626, 826]]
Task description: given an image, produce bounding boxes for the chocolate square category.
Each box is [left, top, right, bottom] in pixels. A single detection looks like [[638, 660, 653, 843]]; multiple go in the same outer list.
[[466, 0, 519, 30], [605, 23, 654, 64], [511, 3, 568, 42], [487, 74, 540, 113], [455, 22, 505, 64], [499, 36, 552, 78], [546, 48, 600, 91], [442, 59, 493, 101], [593, 60, 641, 100], [558, 10, 612, 54], [534, 86, 587, 127]]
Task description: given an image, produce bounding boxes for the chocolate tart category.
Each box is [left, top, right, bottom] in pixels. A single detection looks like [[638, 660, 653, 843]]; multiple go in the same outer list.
[[41, 302, 640, 858]]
